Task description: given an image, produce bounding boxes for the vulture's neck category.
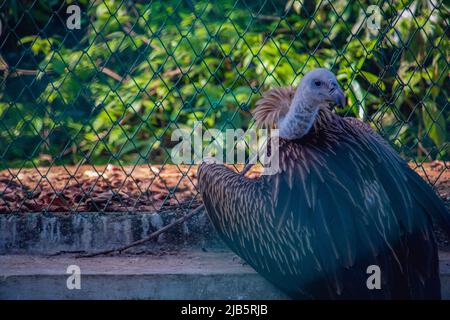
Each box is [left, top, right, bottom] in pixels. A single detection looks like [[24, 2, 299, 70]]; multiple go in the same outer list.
[[278, 92, 318, 140]]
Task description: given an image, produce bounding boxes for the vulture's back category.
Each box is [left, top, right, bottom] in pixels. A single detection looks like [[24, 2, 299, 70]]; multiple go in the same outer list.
[[198, 114, 448, 299]]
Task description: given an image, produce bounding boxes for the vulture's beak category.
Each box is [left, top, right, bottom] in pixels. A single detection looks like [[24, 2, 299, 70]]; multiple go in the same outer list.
[[331, 88, 345, 109]]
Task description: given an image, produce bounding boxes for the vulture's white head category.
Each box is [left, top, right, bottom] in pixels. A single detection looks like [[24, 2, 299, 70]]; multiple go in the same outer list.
[[253, 68, 345, 140], [295, 68, 345, 110]]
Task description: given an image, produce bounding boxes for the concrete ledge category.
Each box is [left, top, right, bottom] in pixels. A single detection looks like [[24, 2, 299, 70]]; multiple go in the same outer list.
[[0, 251, 287, 300], [1, 212, 450, 300], [0, 212, 217, 254], [1, 251, 450, 300]]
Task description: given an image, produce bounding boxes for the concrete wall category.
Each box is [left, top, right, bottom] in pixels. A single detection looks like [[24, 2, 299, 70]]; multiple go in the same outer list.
[[1, 252, 449, 300], [1, 213, 449, 299], [0, 212, 218, 254]]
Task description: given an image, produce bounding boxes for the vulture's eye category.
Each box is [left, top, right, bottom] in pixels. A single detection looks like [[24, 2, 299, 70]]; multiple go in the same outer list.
[[314, 80, 322, 87]]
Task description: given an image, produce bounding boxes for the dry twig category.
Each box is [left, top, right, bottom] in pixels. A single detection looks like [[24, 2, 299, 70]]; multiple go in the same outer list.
[[76, 163, 255, 258]]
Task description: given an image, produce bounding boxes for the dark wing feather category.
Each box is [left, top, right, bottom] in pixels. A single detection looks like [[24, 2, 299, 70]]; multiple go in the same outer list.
[[344, 117, 450, 234]]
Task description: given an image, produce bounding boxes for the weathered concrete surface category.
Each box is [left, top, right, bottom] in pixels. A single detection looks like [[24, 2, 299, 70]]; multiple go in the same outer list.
[[0, 212, 218, 254], [0, 250, 287, 300], [1, 211, 450, 299], [0, 251, 449, 300]]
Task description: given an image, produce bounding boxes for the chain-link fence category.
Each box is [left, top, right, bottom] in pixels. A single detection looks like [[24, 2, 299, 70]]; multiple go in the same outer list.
[[0, 0, 448, 214]]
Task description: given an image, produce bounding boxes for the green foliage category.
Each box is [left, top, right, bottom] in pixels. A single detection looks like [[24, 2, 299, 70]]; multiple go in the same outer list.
[[0, 0, 448, 168]]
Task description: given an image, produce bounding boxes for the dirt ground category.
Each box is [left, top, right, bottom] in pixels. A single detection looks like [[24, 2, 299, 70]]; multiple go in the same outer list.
[[410, 161, 449, 203], [0, 162, 448, 214], [0, 164, 200, 213]]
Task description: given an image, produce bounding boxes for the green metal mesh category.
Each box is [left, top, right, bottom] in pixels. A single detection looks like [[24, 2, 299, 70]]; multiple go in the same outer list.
[[0, 0, 448, 214]]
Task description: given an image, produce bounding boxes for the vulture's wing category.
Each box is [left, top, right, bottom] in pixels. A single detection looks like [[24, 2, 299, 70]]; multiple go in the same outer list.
[[198, 163, 274, 260], [343, 117, 450, 234], [268, 118, 444, 298]]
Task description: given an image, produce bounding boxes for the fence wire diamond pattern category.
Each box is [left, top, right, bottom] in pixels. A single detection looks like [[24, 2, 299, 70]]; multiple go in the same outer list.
[[0, 0, 448, 214]]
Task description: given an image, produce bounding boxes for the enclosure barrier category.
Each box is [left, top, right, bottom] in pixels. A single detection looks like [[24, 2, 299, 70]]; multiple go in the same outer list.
[[0, 0, 448, 214]]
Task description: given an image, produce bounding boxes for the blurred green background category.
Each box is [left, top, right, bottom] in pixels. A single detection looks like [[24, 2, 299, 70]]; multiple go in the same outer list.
[[0, 0, 448, 169]]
